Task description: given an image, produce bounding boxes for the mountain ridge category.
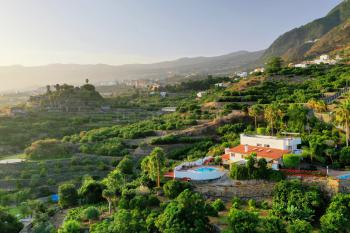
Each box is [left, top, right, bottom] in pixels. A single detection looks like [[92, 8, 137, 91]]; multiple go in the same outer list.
[[0, 50, 264, 92], [262, 0, 350, 61]]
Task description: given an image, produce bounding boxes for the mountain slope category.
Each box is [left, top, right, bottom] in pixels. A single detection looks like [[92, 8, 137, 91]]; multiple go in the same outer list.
[[263, 0, 350, 61], [0, 50, 263, 92], [306, 19, 350, 57]]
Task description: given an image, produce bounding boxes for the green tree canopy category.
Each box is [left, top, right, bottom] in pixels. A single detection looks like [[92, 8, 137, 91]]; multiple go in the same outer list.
[[141, 147, 166, 187], [58, 183, 78, 208], [155, 189, 214, 233], [266, 57, 284, 74], [0, 208, 23, 233]]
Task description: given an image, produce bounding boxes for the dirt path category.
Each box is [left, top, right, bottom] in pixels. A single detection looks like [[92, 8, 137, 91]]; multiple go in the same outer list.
[[51, 209, 68, 229]]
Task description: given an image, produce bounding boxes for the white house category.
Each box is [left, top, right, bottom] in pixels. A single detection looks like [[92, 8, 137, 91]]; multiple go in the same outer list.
[[214, 82, 230, 88], [240, 134, 301, 152], [295, 63, 308, 68], [197, 91, 207, 98], [222, 134, 302, 170], [236, 72, 248, 78]]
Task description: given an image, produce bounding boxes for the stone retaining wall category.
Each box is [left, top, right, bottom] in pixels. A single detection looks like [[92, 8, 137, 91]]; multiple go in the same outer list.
[[194, 176, 350, 200], [194, 180, 276, 200]]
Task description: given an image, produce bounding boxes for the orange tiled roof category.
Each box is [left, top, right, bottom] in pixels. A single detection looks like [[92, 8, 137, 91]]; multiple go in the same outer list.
[[223, 145, 290, 160], [222, 154, 230, 161]]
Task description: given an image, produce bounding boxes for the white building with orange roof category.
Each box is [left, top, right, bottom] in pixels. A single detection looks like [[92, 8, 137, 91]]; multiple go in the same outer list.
[[222, 134, 302, 170]]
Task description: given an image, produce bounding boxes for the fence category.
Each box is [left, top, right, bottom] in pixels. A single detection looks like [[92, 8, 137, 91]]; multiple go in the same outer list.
[[280, 169, 327, 177]]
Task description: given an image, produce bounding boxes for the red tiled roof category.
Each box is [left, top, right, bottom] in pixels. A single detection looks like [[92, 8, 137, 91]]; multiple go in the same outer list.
[[224, 145, 290, 160], [222, 154, 230, 161], [164, 171, 174, 178]]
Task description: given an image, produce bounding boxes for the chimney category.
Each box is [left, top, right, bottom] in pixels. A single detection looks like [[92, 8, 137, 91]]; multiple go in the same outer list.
[[244, 144, 249, 153]]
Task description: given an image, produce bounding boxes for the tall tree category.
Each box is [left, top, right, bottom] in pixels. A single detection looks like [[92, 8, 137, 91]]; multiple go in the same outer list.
[[248, 104, 261, 130], [287, 104, 307, 133], [264, 103, 283, 136], [335, 100, 350, 147], [266, 57, 283, 75], [102, 189, 115, 214], [141, 147, 166, 188]]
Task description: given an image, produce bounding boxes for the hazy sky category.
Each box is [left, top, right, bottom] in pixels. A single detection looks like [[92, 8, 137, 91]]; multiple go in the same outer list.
[[0, 0, 343, 66]]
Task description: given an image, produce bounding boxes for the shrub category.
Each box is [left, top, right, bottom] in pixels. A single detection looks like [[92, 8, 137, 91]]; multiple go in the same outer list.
[[78, 177, 106, 204], [261, 216, 286, 233], [283, 154, 301, 169], [247, 199, 256, 210], [58, 220, 80, 233], [228, 208, 259, 233], [256, 127, 266, 135], [83, 206, 100, 222], [117, 155, 134, 174], [260, 200, 269, 209], [340, 147, 350, 166], [25, 139, 74, 160], [287, 220, 312, 233], [211, 199, 225, 212], [231, 197, 241, 209], [0, 208, 23, 233], [230, 164, 249, 180], [58, 183, 78, 208], [163, 180, 192, 199]]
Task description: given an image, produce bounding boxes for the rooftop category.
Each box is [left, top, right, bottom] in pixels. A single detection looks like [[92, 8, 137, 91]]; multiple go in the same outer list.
[[224, 145, 291, 160]]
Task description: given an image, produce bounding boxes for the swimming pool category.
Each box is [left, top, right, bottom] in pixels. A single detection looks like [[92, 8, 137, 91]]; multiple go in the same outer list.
[[338, 174, 350, 179], [195, 167, 218, 172]]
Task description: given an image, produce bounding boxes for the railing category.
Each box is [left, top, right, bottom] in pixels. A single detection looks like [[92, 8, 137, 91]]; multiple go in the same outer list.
[[280, 169, 327, 177], [322, 87, 350, 104]]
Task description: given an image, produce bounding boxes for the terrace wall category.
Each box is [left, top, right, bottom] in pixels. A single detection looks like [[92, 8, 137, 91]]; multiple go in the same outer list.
[[194, 180, 276, 201], [194, 176, 350, 200]]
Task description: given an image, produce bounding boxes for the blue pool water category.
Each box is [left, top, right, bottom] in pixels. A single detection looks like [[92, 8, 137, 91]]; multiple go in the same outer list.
[[338, 174, 350, 180], [195, 167, 217, 172]]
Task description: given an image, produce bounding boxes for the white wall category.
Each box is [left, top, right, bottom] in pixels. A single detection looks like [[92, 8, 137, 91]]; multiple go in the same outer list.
[[240, 134, 301, 151]]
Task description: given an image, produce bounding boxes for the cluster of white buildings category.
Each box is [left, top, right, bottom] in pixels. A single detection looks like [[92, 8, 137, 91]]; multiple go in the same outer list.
[[293, 54, 341, 68]]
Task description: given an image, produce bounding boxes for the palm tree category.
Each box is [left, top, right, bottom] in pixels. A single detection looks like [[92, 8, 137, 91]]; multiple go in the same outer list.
[[248, 105, 261, 130], [335, 100, 350, 147], [264, 103, 283, 136]]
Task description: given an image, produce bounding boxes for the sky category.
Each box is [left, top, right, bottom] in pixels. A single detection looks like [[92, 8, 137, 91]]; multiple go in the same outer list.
[[0, 0, 343, 66]]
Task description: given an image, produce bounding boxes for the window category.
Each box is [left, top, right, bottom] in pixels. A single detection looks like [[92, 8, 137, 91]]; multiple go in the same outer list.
[[257, 143, 262, 147], [288, 146, 292, 150], [264, 144, 270, 148]]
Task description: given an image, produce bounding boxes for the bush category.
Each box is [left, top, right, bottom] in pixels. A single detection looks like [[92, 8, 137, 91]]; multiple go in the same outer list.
[[231, 197, 241, 209], [211, 199, 225, 212], [340, 147, 350, 166], [25, 139, 74, 160], [58, 183, 78, 208], [83, 206, 100, 222], [260, 200, 269, 209], [261, 216, 286, 233], [287, 220, 312, 233], [117, 155, 134, 174], [228, 208, 259, 233], [78, 177, 105, 204], [283, 154, 301, 169], [0, 208, 23, 233], [230, 164, 249, 180], [247, 199, 256, 210], [163, 180, 192, 199], [256, 127, 266, 135], [58, 220, 80, 233]]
